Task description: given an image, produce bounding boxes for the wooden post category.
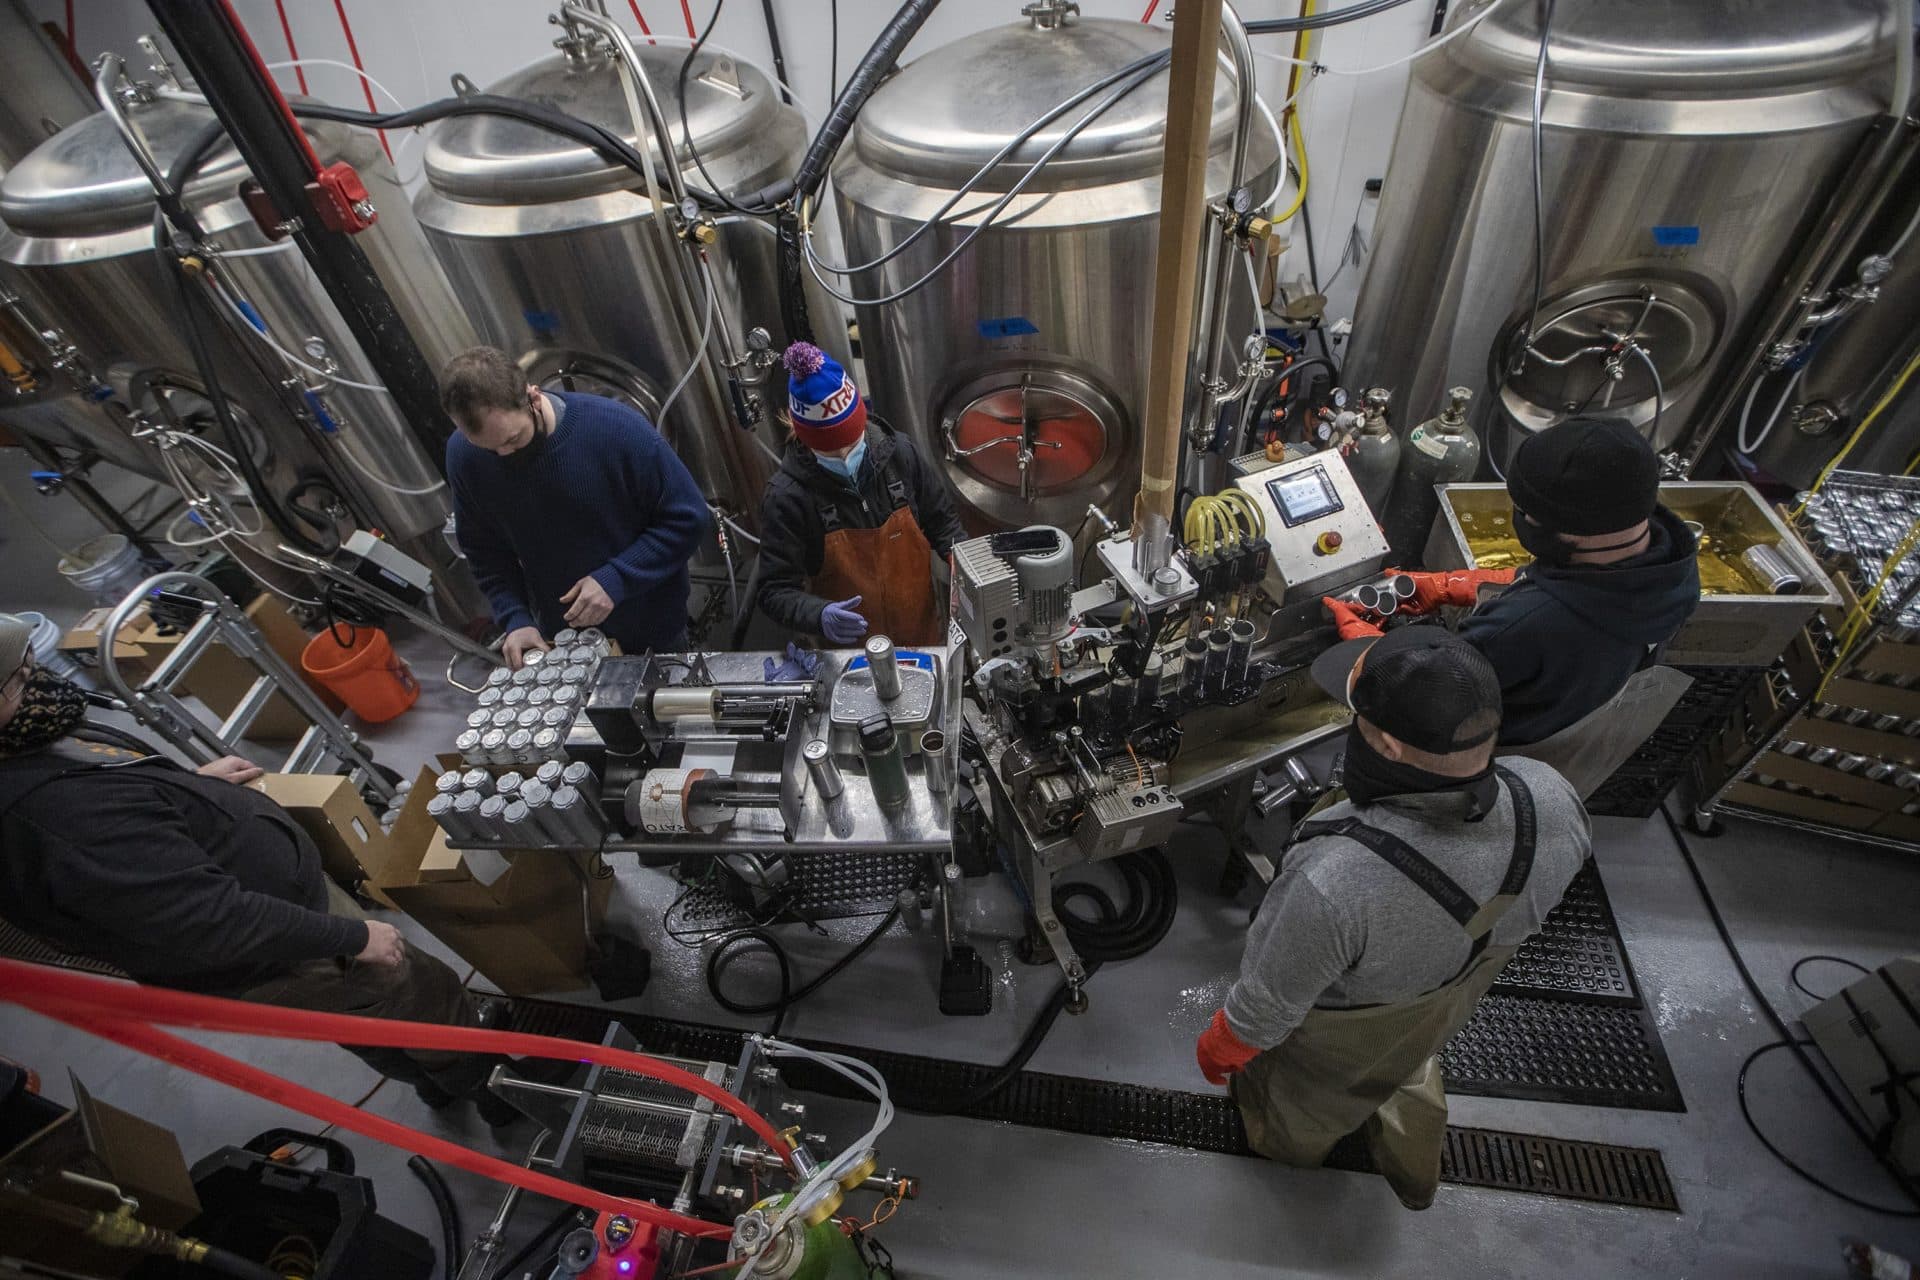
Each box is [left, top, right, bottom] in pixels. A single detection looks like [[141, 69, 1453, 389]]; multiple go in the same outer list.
[[1133, 0, 1225, 536]]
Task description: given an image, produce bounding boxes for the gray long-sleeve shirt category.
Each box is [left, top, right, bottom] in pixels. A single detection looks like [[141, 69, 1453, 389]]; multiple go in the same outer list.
[[1223, 757, 1591, 1050]]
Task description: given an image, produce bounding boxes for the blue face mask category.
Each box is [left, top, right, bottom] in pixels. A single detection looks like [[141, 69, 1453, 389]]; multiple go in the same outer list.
[[815, 438, 867, 481]]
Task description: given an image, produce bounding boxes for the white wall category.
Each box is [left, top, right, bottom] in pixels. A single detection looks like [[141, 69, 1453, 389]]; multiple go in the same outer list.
[[30, 0, 1433, 335]]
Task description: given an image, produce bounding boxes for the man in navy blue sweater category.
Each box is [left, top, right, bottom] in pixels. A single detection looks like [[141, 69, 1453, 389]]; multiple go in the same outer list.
[[443, 347, 711, 667]]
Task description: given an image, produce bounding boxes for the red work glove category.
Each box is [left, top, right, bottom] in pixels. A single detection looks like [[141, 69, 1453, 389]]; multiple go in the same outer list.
[[1197, 1009, 1261, 1086], [1388, 567, 1518, 615], [1322, 596, 1384, 641]]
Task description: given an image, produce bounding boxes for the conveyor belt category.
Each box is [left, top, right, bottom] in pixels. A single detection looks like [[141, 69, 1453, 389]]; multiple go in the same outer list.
[[506, 997, 1680, 1212]]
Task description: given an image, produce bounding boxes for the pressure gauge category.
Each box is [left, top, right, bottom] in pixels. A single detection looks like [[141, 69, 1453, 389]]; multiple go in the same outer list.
[[1229, 187, 1252, 215], [679, 196, 701, 222]]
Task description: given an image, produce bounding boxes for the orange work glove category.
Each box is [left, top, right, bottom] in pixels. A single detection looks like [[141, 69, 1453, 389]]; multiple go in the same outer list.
[[1322, 596, 1385, 641], [1387, 567, 1518, 615], [1197, 1009, 1261, 1086]]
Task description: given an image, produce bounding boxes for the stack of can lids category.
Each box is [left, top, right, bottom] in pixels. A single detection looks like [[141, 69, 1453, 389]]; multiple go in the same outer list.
[[452, 628, 608, 766], [1798, 484, 1920, 629]]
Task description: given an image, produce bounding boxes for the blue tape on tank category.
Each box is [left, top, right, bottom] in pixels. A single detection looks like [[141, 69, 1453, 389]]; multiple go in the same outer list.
[[977, 316, 1039, 339], [1651, 225, 1700, 247]]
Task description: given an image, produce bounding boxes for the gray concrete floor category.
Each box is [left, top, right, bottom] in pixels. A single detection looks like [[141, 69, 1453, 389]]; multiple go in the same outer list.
[[3, 444, 1920, 1278]]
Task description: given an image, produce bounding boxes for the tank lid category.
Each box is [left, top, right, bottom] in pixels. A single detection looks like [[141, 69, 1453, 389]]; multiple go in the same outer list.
[[1453, 0, 1894, 94], [847, 16, 1241, 190], [0, 98, 257, 238], [422, 46, 785, 203]]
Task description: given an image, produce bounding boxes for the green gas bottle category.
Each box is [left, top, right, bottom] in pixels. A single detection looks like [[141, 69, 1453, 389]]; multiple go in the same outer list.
[[1383, 386, 1480, 566], [728, 1193, 869, 1280]]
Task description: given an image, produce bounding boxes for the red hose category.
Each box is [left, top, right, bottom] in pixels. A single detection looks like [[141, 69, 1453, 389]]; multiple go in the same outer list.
[[329, 0, 392, 164], [272, 0, 309, 94], [49, 1008, 731, 1240], [628, 0, 658, 45], [218, 0, 324, 173], [679, 0, 699, 39], [0, 958, 798, 1229], [1141, 0, 1161, 21]]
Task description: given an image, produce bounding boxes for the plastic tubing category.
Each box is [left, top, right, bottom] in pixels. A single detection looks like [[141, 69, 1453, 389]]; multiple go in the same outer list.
[[0, 961, 794, 1210]]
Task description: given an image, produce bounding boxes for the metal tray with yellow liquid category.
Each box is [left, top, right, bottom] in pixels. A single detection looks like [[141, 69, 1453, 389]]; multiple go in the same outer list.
[[1425, 482, 1839, 668]]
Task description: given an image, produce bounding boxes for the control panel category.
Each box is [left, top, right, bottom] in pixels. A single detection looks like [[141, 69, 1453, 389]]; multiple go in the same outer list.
[[1231, 450, 1390, 604]]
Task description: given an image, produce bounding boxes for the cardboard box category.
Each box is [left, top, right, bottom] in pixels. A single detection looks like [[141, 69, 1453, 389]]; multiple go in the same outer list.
[[0, 1077, 200, 1276], [1804, 957, 1920, 1179], [250, 772, 391, 895], [59, 606, 158, 681], [373, 765, 609, 995]]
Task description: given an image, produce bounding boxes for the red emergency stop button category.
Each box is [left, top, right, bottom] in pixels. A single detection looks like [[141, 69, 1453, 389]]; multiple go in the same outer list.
[[1314, 531, 1343, 555]]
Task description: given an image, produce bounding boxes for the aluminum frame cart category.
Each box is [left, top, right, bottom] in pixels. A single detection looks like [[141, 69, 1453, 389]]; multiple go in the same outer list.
[[96, 571, 397, 803]]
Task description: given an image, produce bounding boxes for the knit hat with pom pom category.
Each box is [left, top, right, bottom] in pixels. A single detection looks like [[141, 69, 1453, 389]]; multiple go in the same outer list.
[[783, 342, 867, 451]]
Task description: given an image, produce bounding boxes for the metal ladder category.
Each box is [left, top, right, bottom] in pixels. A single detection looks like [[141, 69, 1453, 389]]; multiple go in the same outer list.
[[96, 572, 397, 803]]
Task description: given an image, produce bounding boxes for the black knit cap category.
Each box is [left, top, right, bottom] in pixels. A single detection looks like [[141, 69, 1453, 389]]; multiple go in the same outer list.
[[1311, 624, 1502, 755], [1507, 416, 1660, 535]]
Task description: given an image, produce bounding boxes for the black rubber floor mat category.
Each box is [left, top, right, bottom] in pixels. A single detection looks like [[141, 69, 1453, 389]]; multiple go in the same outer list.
[[676, 848, 926, 926], [1442, 994, 1685, 1112], [1492, 864, 1636, 1004], [505, 997, 1679, 1212]]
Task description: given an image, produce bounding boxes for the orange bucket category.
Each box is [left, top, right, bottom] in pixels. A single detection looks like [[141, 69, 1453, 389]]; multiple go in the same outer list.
[[300, 626, 419, 723]]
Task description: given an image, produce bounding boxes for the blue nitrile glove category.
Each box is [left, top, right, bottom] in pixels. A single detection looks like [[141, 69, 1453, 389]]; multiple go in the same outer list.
[[763, 642, 821, 682], [819, 596, 869, 645]]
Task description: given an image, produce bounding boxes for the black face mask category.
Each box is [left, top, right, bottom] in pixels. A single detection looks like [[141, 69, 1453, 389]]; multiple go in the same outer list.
[[0, 668, 88, 756], [1342, 723, 1497, 815], [505, 405, 550, 467], [1513, 514, 1573, 567]]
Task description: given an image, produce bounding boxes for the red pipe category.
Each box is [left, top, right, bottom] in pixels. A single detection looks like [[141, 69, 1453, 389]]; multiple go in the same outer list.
[[628, 0, 658, 45], [273, 0, 310, 95], [329, 0, 392, 163], [1141, 0, 1161, 20], [217, 0, 324, 173], [48, 1009, 732, 1240], [679, 0, 699, 39]]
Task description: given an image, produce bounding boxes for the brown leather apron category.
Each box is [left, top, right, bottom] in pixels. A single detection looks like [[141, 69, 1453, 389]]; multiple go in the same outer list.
[[810, 466, 944, 646]]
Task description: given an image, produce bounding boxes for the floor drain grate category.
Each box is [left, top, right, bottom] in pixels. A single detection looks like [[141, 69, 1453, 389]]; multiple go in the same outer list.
[[507, 998, 1680, 1212]]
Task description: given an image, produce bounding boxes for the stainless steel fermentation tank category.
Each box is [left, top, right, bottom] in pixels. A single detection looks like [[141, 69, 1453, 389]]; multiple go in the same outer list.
[[415, 36, 830, 525], [0, 0, 92, 174], [832, 11, 1280, 533], [0, 87, 476, 578], [1344, 0, 1903, 461]]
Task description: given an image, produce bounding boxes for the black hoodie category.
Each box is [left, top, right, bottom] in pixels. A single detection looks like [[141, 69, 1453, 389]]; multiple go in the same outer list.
[[756, 419, 967, 635], [1457, 505, 1702, 746]]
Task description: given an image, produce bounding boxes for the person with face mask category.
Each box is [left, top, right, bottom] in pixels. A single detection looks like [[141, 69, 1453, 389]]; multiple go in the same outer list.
[[1195, 626, 1591, 1209], [442, 345, 712, 668], [0, 615, 524, 1126], [755, 342, 965, 646], [1324, 416, 1701, 796]]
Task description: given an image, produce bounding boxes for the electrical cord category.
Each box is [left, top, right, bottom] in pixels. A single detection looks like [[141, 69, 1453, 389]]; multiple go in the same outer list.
[[1659, 804, 1920, 1216], [706, 903, 903, 1035], [407, 1155, 463, 1280], [1791, 954, 1872, 1003], [679, 0, 776, 215]]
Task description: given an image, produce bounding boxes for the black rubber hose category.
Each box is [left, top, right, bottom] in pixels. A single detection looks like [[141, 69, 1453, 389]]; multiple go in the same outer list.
[[903, 848, 1177, 1116], [706, 902, 902, 1035], [288, 98, 724, 209], [790, 0, 942, 205], [408, 1155, 463, 1280], [758, 0, 794, 105]]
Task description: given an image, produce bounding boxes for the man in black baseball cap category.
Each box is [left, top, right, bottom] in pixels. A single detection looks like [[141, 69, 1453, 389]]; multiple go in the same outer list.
[[1196, 626, 1590, 1209]]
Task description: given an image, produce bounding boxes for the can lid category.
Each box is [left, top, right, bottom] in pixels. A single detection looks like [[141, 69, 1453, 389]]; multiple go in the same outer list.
[[552, 784, 579, 808], [563, 761, 594, 784], [858, 715, 896, 752], [803, 739, 831, 762], [427, 794, 453, 814], [536, 760, 564, 785], [480, 795, 507, 817], [456, 791, 485, 813]]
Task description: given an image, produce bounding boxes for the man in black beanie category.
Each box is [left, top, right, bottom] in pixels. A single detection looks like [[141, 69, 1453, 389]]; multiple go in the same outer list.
[[1453, 417, 1700, 769]]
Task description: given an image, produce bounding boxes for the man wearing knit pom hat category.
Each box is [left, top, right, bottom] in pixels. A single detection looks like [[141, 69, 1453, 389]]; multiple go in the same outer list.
[[757, 342, 965, 646]]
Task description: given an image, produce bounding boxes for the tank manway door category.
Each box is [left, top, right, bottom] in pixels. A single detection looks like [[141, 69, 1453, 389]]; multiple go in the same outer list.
[[938, 367, 1125, 524]]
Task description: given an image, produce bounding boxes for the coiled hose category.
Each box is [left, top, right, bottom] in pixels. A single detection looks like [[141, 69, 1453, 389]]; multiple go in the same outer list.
[[407, 1155, 463, 1280], [905, 848, 1178, 1115]]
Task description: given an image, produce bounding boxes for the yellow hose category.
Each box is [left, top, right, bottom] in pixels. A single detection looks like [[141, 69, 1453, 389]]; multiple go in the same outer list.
[[1270, 0, 1315, 226], [1796, 345, 1920, 512]]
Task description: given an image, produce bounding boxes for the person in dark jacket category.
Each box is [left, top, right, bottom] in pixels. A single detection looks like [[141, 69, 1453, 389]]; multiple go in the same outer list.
[[443, 345, 712, 668], [0, 616, 514, 1123], [756, 343, 966, 646], [1324, 416, 1699, 759], [1455, 417, 1700, 746]]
